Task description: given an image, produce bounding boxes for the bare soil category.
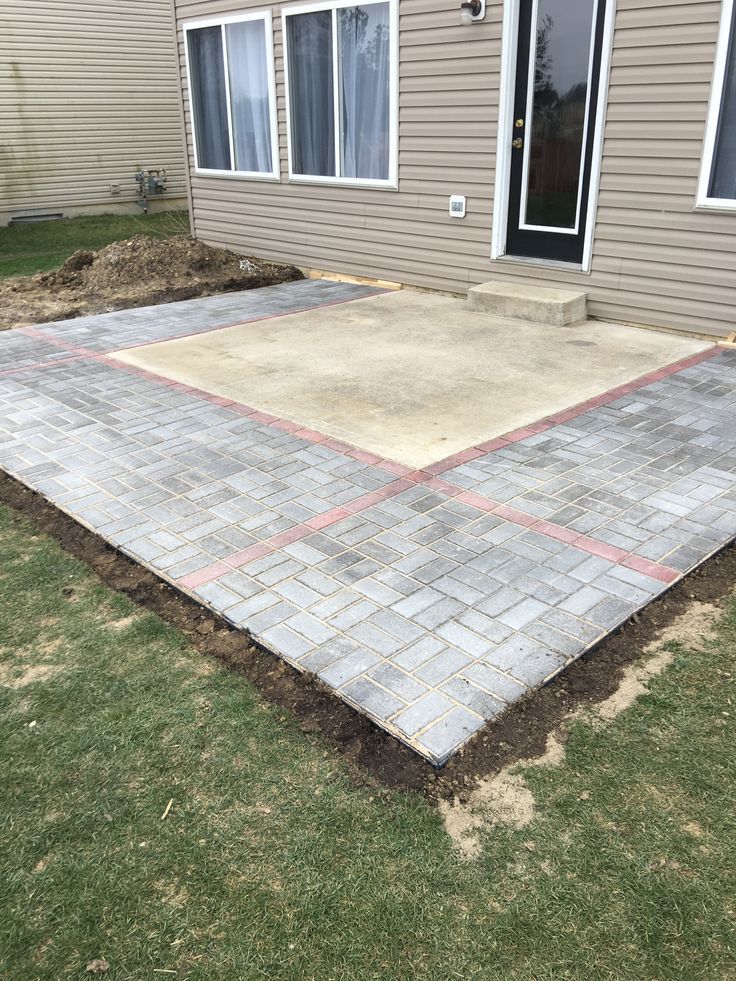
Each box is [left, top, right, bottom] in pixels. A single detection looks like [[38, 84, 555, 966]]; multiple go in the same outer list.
[[0, 469, 734, 800], [439, 595, 728, 859], [0, 235, 304, 330]]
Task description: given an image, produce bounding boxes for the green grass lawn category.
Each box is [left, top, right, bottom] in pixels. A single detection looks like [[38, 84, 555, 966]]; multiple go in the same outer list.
[[1, 503, 735, 980], [0, 211, 190, 280]]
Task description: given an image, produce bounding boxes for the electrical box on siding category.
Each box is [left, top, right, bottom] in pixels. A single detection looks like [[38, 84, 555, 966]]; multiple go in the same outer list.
[[449, 195, 466, 218]]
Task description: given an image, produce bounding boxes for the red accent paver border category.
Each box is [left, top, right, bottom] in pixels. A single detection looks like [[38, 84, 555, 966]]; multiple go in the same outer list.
[[419, 347, 720, 477], [178, 469, 683, 590], [20, 315, 720, 593], [0, 354, 87, 378]]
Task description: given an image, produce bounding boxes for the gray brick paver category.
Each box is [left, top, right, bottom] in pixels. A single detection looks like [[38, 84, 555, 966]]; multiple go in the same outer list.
[[342, 677, 405, 721], [366, 662, 428, 702], [415, 648, 473, 685], [319, 647, 382, 687], [441, 677, 505, 719], [414, 707, 484, 763], [392, 691, 455, 738], [392, 635, 447, 671]]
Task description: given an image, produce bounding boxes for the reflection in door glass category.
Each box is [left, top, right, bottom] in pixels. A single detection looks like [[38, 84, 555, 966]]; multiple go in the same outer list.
[[524, 0, 596, 229]]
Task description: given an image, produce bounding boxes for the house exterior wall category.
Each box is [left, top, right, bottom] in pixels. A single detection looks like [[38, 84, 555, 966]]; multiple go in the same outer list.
[[172, 0, 736, 337], [1, 0, 188, 225]]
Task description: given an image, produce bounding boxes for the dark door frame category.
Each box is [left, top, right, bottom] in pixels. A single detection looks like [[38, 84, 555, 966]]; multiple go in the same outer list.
[[491, 0, 616, 271]]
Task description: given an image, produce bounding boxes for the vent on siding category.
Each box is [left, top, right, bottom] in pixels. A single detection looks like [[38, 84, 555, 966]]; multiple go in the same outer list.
[[9, 213, 64, 225]]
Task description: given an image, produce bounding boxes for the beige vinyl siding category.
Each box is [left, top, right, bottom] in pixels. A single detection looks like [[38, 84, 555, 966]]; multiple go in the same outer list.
[[174, 0, 736, 337], [1, 0, 187, 223], [176, 0, 497, 294]]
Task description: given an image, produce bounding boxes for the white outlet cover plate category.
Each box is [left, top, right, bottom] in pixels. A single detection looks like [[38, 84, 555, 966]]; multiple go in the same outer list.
[[449, 195, 466, 218]]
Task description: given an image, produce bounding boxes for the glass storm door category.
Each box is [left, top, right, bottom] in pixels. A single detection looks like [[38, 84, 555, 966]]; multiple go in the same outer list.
[[505, 0, 607, 263]]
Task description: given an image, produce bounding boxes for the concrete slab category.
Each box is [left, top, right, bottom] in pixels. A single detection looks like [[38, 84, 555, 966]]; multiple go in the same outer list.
[[114, 290, 709, 470]]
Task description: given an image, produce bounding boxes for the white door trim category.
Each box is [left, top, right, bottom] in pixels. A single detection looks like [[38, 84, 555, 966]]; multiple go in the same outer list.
[[490, 0, 617, 274], [490, 0, 520, 264], [696, 0, 736, 211]]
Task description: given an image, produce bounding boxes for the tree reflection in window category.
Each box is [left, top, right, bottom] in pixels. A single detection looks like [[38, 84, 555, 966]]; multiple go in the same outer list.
[[525, 4, 595, 229]]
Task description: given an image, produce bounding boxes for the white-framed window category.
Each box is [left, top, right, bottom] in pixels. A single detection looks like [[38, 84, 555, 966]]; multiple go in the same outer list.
[[282, 0, 398, 188], [183, 12, 279, 180], [698, 0, 736, 210]]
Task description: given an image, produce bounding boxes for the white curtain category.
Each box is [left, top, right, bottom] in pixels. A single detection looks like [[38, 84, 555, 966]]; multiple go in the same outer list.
[[710, 15, 736, 200], [226, 20, 273, 174], [287, 11, 335, 176], [339, 4, 390, 180], [188, 26, 230, 171]]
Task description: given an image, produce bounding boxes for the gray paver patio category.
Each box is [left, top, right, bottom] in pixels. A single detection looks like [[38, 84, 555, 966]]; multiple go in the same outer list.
[[1, 279, 735, 764]]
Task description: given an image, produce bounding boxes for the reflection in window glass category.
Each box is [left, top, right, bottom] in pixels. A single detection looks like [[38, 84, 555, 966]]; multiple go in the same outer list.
[[226, 19, 273, 173], [524, 0, 595, 229], [186, 18, 276, 175], [339, 3, 390, 180], [709, 11, 736, 200], [286, 11, 335, 177], [188, 26, 231, 171], [286, 2, 392, 181]]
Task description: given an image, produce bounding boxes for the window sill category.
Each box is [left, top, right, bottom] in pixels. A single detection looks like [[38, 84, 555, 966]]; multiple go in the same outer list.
[[288, 174, 398, 191], [193, 169, 282, 183], [694, 199, 736, 213]]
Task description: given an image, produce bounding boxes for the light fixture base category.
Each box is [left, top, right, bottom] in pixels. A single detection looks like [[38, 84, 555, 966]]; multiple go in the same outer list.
[[460, 0, 485, 24]]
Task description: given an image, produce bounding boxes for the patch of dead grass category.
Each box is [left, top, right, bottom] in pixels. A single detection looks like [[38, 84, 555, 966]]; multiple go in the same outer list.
[[646, 601, 720, 652], [440, 735, 564, 861], [0, 663, 61, 689], [108, 614, 142, 632], [33, 854, 54, 874], [683, 820, 705, 838], [154, 880, 190, 908], [441, 596, 723, 861], [592, 600, 720, 726], [39, 638, 62, 657], [591, 650, 675, 726], [175, 655, 217, 678]]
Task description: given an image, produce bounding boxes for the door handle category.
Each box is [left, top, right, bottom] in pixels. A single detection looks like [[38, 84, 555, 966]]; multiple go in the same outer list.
[[512, 138, 523, 149]]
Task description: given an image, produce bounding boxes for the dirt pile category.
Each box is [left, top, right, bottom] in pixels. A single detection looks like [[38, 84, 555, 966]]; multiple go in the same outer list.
[[0, 234, 304, 330]]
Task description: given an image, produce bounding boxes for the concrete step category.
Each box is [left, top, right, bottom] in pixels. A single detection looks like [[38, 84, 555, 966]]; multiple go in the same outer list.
[[468, 281, 588, 327]]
